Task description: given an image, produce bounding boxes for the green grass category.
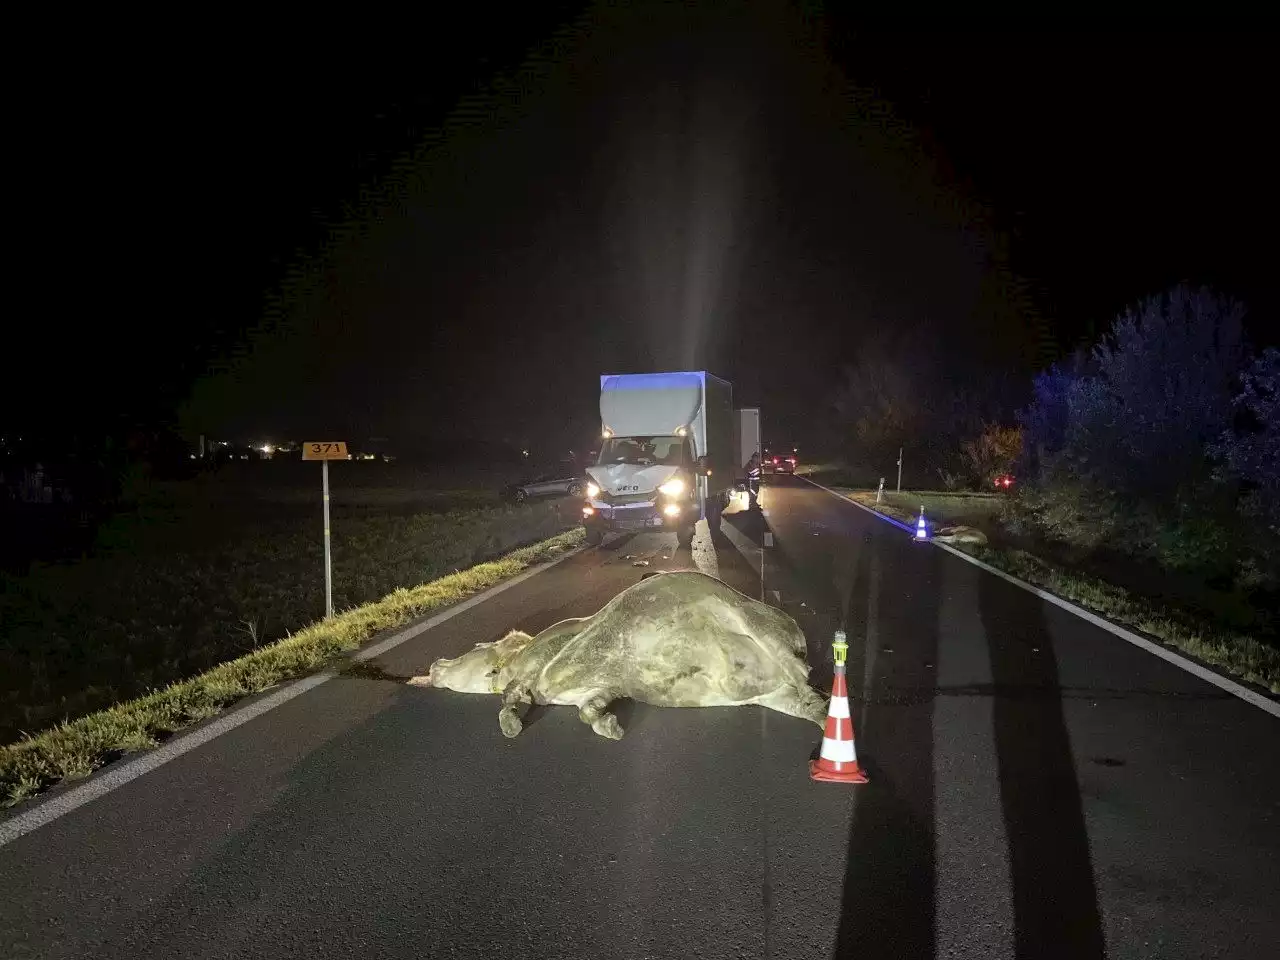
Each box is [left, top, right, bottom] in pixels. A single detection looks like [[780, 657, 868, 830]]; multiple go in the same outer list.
[[0, 473, 579, 743], [0, 529, 584, 809], [838, 488, 1280, 694]]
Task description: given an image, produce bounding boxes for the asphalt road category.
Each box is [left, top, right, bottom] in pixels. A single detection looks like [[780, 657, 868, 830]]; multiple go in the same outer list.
[[3, 477, 1278, 959]]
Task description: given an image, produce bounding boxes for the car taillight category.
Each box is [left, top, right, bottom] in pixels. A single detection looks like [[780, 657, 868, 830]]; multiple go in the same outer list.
[[772, 457, 779, 464]]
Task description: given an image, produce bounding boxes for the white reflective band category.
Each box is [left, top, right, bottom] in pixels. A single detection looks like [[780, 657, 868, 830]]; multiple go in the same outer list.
[[828, 696, 850, 718], [821, 738, 855, 763]]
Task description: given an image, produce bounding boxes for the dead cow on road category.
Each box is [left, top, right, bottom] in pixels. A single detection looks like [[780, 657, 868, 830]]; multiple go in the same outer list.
[[411, 571, 828, 739]]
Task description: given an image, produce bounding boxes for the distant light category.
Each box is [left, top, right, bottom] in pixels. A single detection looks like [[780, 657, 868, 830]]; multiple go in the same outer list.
[[260, 444, 274, 455]]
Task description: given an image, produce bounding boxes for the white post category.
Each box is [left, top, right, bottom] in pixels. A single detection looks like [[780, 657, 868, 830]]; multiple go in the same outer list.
[[323, 459, 333, 619], [896, 447, 903, 493], [877, 477, 885, 504]]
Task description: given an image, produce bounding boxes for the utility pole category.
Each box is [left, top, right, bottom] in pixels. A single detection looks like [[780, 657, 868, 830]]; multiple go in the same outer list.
[[896, 447, 903, 493]]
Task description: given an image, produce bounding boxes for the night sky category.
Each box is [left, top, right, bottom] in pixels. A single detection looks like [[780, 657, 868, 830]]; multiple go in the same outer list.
[[11, 8, 1275, 458]]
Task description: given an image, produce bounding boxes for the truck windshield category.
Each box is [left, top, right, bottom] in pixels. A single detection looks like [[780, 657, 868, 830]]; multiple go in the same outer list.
[[597, 436, 689, 467]]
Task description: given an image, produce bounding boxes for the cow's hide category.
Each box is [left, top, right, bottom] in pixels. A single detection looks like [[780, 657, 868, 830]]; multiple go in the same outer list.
[[411, 571, 828, 739]]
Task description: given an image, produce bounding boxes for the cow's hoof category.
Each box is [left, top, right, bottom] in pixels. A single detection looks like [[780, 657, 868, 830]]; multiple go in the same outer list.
[[499, 709, 523, 738], [593, 714, 624, 740]]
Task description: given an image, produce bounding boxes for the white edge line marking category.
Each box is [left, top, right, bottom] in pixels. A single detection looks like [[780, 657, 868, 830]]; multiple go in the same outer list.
[[799, 476, 1280, 719], [0, 544, 586, 848]]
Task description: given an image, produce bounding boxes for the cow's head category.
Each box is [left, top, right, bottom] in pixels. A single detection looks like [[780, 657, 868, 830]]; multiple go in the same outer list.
[[426, 630, 533, 693]]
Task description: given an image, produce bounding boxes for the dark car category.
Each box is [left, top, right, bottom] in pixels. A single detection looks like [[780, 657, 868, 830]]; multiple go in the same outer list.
[[763, 445, 798, 475], [502, 473, 584, 503]]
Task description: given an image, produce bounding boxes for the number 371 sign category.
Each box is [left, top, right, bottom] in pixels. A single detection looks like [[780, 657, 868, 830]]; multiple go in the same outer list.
[[302, 441, 349, 461]]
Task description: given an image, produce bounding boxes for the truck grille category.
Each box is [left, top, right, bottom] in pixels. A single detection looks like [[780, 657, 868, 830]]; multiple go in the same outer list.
[[602, 491, 655, 506]]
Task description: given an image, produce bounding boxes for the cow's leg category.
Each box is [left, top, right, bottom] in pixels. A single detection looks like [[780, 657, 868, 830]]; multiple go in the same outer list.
[[756, 684, 829, 727], [578, 690, 625, 740], [499, 681, 534, 738]]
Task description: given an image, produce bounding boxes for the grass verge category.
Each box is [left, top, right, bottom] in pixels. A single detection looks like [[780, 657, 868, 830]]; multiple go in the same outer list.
[[838, 488, 1280, 694], [842, 489, 1004, 532], [0, 529, 583, 809]]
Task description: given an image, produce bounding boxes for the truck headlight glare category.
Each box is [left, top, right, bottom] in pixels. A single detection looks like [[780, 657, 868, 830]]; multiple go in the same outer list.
[[586, 482, 600, 498], [658, 478, 685, 497]]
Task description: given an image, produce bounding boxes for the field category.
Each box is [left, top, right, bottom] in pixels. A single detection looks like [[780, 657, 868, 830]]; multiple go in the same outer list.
[[0, 461, 579, 743]]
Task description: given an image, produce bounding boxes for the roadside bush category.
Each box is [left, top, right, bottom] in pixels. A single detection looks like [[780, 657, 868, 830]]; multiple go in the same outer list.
[[1017, 285, 1249, 575], [1211, 347, 1280, 586], [961, 423, 1023, 488]]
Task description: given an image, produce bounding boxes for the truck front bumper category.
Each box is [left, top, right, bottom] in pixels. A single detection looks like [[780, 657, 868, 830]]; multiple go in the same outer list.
[[582, 499, 690, 532]]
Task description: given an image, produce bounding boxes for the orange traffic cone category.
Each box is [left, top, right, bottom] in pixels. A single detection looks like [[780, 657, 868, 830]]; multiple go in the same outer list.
[[810, 630, 869, 783]]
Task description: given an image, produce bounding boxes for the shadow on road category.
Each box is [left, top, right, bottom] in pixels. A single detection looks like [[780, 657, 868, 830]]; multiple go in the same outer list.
[[978, 567, 1107, 957], [832, 530, 939, 959]]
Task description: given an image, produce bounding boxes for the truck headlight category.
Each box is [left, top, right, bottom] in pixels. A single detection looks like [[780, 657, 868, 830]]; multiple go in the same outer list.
[[586, 482, 600, 498], [658, 477, 685, 497]]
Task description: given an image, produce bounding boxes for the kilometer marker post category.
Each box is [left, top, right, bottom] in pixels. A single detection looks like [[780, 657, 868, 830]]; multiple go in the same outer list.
[[302, 441, 349, 618]]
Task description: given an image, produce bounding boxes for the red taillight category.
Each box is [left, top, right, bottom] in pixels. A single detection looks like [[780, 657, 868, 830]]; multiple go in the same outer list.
[[772, 457, 779, 464]]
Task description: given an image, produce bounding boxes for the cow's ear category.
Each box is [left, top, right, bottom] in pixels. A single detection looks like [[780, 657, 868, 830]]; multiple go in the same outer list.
[[501, 629, 534, 649]]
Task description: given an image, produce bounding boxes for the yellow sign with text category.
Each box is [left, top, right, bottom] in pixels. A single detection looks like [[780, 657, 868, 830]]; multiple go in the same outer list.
[[302, 441, 349, 461]]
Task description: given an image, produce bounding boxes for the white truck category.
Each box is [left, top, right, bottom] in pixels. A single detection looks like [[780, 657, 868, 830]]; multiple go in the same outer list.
[[583, 372, 735, 547]]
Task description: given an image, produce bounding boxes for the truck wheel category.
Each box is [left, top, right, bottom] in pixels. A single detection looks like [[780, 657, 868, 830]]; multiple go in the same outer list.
[[584, 527, 603, 547], [677, 524, 695, 549]]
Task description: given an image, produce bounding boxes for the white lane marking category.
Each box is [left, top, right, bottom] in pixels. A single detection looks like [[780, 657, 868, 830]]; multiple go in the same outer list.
[[354, 546, 581, 660], [932, 542, 1280, 719], [0, 673, 330, 849], [798, 476, 1280, 719], [0, 545, 587, 848]]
